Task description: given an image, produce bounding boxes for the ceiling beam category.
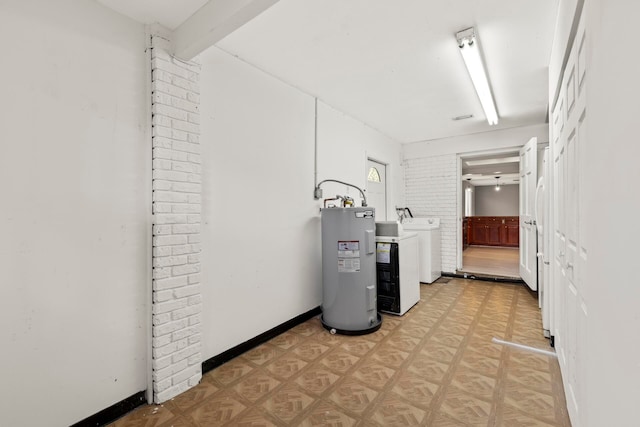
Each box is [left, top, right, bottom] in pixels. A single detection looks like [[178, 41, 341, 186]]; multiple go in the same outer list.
[[172, 0, 279, 60]]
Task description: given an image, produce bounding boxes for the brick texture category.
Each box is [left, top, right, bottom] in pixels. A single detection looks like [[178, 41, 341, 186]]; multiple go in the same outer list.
[[404, 154, 458, 273], [151, 35, 202, 403]]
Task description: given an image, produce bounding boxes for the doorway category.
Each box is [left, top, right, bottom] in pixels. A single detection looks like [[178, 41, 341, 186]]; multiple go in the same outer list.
[[366, 158, 387, 220], [459, 151, 521, 278]]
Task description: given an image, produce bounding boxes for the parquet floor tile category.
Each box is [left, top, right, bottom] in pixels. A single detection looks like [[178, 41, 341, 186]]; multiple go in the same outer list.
[[109, 279, 570, 427], [298, 400, 358, 427], [261, 383, 315, 423], [328, 376, 379, 414], [367, 393, 428, 426], [188, 390, 246, 426], [233, 369, 282, 403]]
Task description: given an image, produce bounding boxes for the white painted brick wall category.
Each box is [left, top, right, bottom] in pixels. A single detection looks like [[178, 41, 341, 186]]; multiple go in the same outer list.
[[151, 35, 202, 403], [404, 154, 458, 273]]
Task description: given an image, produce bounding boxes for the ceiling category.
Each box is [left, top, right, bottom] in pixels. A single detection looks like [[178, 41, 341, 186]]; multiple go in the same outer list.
[[97, 0, 559, 144], [96, 0, 208, 30], [462, 151, 520, 186]]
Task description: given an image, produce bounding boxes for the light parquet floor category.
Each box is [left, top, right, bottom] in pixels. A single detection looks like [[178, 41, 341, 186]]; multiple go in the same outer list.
[[109, 279, 569, 427], [462, 246, 520, 278]]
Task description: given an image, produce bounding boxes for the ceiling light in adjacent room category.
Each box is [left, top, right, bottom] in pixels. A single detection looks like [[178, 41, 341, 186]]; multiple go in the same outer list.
[[456, 27, 499, 126]]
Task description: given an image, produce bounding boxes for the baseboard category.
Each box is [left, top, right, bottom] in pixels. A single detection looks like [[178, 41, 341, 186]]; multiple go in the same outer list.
[[70, 390, 146, 427], [202, 306, 322, 374], [442, 272, 525, 284]]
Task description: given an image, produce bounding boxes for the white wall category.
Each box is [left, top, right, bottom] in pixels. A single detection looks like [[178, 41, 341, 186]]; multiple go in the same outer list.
[[199, 47, 403, 360], [403, 124, 548, 272], [583, 1, 640, 425], [0, 2, 149, 426], [199, 47, 318, 359], [317, 103, 404, 220], [404, 123, 549, 159], [475, 184, 519, 216]]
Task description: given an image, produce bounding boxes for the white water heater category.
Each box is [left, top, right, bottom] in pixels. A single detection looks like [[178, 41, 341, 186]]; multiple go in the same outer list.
[[320, 207, 382, 335]]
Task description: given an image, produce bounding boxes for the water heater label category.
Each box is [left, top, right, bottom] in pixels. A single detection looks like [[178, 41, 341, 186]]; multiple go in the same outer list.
[[376, 243, 391, 263], [338, 240, 360, 272], [338, 258, 360, 273], [355, 210, 374, 218]]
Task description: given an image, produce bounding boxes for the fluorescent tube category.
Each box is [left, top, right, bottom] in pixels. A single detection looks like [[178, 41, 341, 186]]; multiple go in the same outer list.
[[457, 29, 499, 125]]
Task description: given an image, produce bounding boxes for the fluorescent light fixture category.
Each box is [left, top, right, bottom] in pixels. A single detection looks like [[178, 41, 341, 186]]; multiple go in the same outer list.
[[456, 27, 498, 125]]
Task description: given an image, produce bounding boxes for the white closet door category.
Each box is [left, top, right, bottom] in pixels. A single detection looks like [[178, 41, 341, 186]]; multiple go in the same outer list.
[[552, 10, 587, 426]]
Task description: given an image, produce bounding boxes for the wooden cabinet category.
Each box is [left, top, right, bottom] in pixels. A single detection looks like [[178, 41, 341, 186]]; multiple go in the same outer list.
[[471, 222, 486, 245], [466, 216, 519, 247], [502, 219, 519, 246], [487, 221, 502, 245]]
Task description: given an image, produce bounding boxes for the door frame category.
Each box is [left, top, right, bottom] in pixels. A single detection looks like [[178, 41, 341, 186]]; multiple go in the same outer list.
[[456, 146, 524, 271]]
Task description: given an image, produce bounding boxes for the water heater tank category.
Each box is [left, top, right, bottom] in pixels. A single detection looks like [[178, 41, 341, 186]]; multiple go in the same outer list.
[[321, 207, 382, 334]]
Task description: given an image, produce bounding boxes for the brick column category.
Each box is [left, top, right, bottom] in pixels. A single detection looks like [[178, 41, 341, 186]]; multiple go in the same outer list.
[[150, 34, 202, 403]]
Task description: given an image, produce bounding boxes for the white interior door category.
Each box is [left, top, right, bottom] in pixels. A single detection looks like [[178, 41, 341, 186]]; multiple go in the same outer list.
[[366, 159, 387, 220], [519, 137, 538, 290], [552, 14, 587, 424], [536, 148, 551, 334]]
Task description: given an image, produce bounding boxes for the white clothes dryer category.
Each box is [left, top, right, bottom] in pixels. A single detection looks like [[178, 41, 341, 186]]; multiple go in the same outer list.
[[401, 218, 441, 283]]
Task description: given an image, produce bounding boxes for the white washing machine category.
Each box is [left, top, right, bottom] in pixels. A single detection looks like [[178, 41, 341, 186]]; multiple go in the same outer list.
[[401, 218, 441, 283]]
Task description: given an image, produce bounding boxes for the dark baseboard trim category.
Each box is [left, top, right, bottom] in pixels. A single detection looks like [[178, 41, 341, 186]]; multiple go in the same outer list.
[[442, 272, 526, 284], [202, 306, 322, 374], [70, 390, 146, 427]]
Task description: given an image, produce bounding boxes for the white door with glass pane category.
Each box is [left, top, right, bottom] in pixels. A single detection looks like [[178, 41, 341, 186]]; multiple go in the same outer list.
[[366, 159, 387, 220]]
